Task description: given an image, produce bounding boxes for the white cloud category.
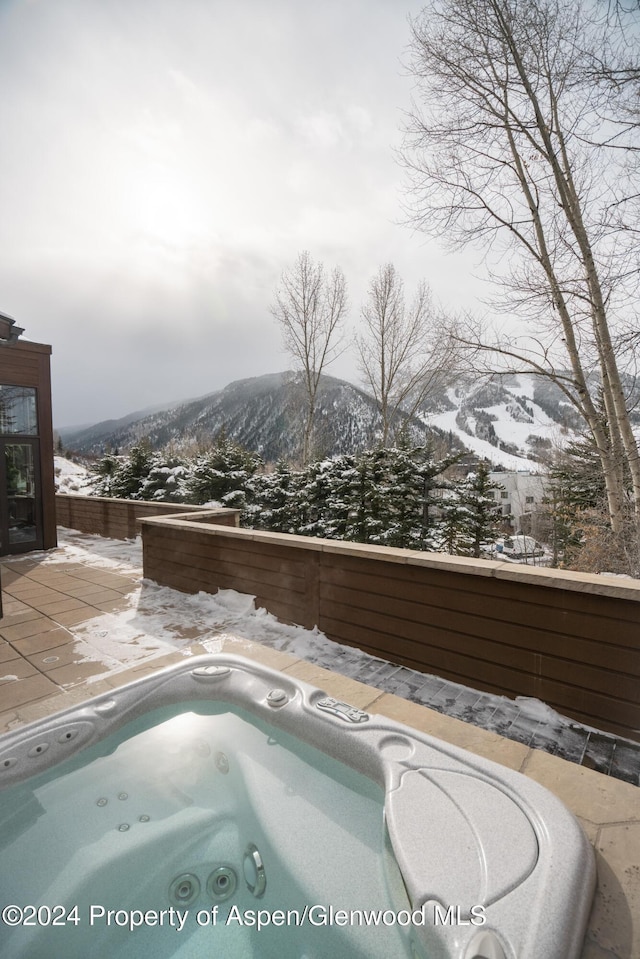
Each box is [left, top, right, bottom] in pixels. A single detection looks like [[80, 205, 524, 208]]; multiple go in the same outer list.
[[0, 0, 483, 427], [297, 111, 345, 148]]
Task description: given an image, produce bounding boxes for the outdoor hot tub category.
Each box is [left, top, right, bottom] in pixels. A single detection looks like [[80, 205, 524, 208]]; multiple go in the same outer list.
[[0, 654, 595, 958]]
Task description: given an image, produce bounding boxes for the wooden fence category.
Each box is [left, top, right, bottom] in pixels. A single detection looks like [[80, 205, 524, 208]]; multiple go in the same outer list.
[[55, 494, 239, 540], [140, 514, 640, 742]]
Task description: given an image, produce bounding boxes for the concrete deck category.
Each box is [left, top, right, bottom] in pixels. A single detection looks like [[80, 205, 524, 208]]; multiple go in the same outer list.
[[0, 537, 638, 959]]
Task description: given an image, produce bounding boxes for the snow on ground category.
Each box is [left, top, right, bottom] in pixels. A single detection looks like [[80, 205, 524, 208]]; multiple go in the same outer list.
[[49, 532, 564, 731], [54, 456, 94, 493], [40, 529, 357, 681], [22, 529, 631, 762], [514, 696, 571, 726], [43, 527, 143, 572], [73, 583, 339, 678]]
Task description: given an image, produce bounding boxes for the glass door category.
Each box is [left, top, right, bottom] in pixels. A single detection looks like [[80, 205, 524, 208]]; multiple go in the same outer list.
[[0, 439, 42, 553]]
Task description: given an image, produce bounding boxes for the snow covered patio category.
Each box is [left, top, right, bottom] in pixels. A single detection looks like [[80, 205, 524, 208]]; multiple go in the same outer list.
[[0, 526, 637, 784], [0, 529, 639, 957]]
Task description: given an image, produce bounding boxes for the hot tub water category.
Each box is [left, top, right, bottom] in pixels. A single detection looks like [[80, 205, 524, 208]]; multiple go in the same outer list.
[[0, 704, 414, 959], [0, 654, 597, 959]]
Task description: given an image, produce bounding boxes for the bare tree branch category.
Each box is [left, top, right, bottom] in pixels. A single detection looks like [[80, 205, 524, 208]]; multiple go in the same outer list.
[[357, 264, 459, 443], [271, 251, 348, 464], [402, 0, 640, 534]]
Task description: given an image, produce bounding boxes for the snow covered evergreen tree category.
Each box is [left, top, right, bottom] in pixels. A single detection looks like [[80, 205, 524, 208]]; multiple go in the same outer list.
[[185, 433, 262, 508], [536, 483, 583, 569], [104, 444, 155, 500], [437, 491, 471, 555], [346, 444, 454, 548], [137, 457, 190, 503], [545, 424, 637, 572], [296, 459, 337, 538], [341, 453, 375, 543], [450, 463, 502, 557], [356, 448, 391, 544], [318, 455, 359, 539], [248, 460, 303, 533], [387, 443, 454, 549], [91, 452, 120, 497]]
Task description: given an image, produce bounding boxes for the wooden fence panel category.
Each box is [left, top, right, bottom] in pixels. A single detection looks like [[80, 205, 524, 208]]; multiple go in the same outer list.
[[133, 516, 640, 741], [55, 494, 239, 539]]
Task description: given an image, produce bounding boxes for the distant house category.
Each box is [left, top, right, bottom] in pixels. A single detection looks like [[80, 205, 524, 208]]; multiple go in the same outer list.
[[489, 470, 546, 531], [0, 312, 56, 554]]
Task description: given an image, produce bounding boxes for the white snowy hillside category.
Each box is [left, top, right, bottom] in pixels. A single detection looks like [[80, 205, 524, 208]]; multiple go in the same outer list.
[[422, 373, 577, 470], [54, 456, 94, 494]]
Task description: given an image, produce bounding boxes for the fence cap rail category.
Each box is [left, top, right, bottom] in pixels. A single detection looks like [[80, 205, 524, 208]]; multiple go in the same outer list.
[[56, 492, 238, 513], [140, 514, 640, 603]]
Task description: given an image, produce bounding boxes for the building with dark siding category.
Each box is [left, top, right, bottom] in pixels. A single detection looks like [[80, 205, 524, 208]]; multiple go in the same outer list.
[[0, 312, 56, 554]]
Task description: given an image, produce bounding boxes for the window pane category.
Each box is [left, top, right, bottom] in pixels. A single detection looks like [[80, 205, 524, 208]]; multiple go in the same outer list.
[[6, 443, 37, 544], [0, 386, 37, 434]]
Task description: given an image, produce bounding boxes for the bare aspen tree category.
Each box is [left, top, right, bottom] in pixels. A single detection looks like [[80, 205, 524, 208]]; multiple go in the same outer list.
[[357, 263, 456, 444], [589, 3, 640, 363], [402, 0, 640, 541], [271, 251, 348, 465]]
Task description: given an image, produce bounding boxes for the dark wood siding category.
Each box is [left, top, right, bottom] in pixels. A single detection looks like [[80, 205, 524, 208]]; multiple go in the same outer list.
[[0, 340, 56, 551]]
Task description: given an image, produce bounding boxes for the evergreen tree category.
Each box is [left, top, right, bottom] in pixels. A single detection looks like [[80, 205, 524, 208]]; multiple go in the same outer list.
[[549, 441, 607, 513], [137, 457, 190, 503], [357, 448, 391, 544], [538, 484, 584, 569], [360, 443, 457, 549], [322, 455, 360, 540], [380, 446, 418, 548], [286, 455, 359, 540], [248, 461, 303, 533], [91, 452, 120, 497], [437, 488, 471, 555], [184, 433, 262, 507], [450, 463, 502, 558], [108, 443, 156, 500], [546, 400, 637, 571], [373, 442, 461, 553], [296, 459, 337, 538]]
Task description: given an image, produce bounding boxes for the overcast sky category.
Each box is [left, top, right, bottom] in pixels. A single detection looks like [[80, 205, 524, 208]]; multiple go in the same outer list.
[[0, 0, 484, 429]]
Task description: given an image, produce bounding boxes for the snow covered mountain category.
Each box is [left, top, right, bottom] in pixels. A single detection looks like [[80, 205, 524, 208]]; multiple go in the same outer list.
[[419, 372, 582, 471], [59, 370, 591, 467], [59, 372, 454, 461]]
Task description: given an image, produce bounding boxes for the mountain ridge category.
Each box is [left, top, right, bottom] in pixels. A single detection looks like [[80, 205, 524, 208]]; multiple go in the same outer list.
[[59, 369, 592, 467], [60, 371, 449, 462]]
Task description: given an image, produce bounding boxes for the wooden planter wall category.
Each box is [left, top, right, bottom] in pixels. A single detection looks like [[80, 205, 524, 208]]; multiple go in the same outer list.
[[139, 516, 640, 743], [55, 494, 239, 540]]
